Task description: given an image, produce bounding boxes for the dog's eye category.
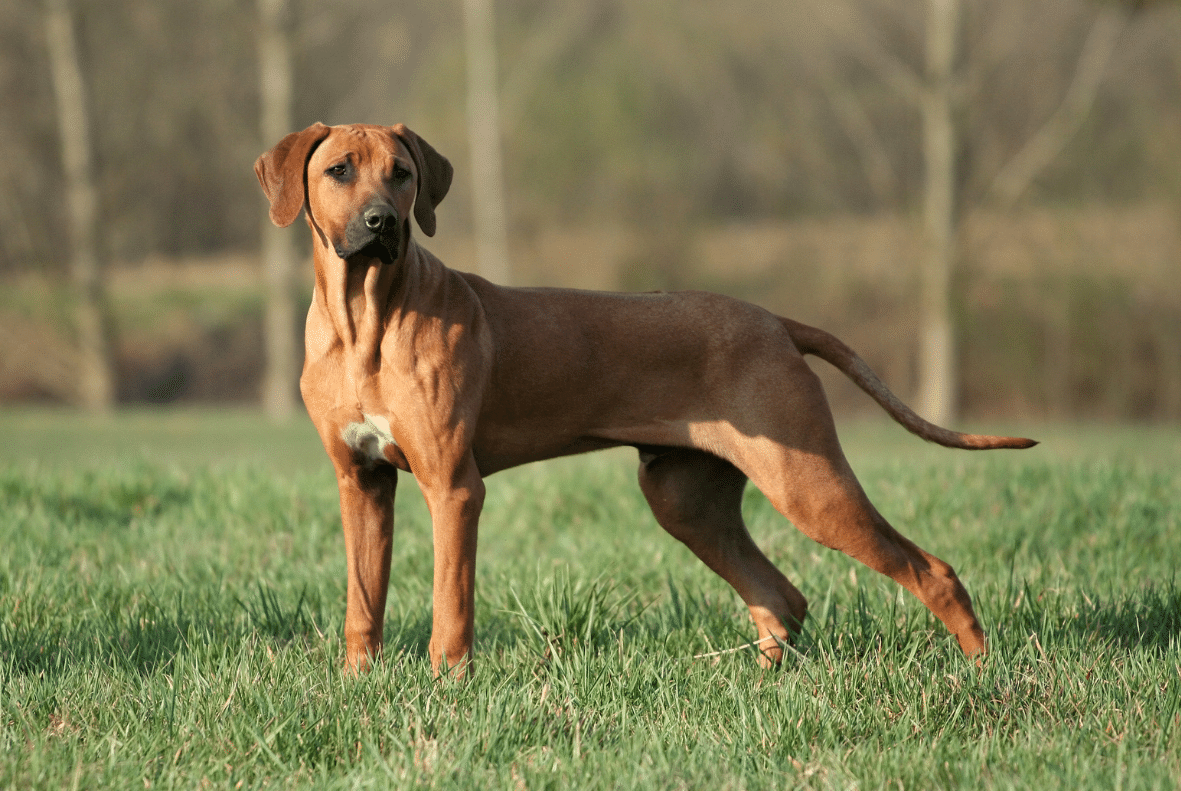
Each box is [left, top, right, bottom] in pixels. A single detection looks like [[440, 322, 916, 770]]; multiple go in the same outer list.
[[392, 165, 412, 183], [326, 163, 350, 181]]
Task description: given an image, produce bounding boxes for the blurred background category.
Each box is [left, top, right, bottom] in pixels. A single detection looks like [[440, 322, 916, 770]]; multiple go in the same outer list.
[[1, 0, 1179, 426]]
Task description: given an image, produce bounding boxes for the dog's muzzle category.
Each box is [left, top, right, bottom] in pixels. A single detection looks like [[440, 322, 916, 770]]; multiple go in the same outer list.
[[336, 202, 400, 264]]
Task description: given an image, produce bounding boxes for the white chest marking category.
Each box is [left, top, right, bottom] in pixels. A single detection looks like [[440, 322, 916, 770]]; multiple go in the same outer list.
[[341, 413, 398, 464]]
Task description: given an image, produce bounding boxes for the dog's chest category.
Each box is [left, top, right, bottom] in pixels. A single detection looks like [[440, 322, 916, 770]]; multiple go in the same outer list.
[[341, 413, 399, 466]]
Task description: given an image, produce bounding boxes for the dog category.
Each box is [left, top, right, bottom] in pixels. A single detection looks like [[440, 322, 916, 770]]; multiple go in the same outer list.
[[255, 122, 1035, 675]]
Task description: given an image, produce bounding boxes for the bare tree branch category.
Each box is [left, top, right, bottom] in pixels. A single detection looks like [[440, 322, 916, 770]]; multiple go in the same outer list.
[[815, 66, 900, 206], [802, 0, 925, 105], [988, 5, 1128, 207]]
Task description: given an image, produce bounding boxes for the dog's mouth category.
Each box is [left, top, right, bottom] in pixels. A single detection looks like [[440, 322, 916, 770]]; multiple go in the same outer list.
[[357, 236, 397, 266], [337, 234, 399, 266]]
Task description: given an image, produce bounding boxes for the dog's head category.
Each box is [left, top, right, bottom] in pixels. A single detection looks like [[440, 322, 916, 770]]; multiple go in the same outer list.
[[254, 123, 453, 264]]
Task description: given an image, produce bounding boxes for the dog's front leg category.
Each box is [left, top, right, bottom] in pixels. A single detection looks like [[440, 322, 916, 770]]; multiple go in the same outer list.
[[336, 465, 397, 673], [420, 456, 486, 677]]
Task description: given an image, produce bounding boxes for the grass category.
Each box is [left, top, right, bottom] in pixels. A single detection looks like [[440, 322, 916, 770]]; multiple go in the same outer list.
[[1, 408, 1179, 789]]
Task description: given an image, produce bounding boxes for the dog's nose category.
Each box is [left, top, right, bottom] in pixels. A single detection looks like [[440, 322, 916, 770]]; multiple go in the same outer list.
[[363, 205, 396, 233]]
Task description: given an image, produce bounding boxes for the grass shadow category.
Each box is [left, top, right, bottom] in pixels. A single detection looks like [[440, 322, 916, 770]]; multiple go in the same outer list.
[[1, 599, 193, 679], [382, 608, 434, 660], [234, 581, 327, 643], [1, 583, 337, 680], [1066, 580, 1181, 654], [988, 577, 1181, 657], [1, 463, 197, 527]]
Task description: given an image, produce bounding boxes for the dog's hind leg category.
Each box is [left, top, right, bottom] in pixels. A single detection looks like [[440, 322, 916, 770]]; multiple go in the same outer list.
[[725, 363, 987, 657], [760, 462, 987, 657], [638, 448, 808, 666]]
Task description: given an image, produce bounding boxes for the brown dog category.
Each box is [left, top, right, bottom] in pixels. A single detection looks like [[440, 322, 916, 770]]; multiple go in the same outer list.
[[255, 122, 1035, 675]]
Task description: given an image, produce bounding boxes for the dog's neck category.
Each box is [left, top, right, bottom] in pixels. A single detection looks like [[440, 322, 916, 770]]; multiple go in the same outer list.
[[308, 232, 451, 375]]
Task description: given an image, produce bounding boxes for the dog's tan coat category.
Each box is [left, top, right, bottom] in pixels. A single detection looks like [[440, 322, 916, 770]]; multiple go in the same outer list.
[[255, 123, 1034, 674]]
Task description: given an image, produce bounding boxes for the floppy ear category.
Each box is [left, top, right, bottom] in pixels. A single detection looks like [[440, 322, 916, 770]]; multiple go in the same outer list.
[[254, 122, 332, 227], [392, 124, 453, 237]]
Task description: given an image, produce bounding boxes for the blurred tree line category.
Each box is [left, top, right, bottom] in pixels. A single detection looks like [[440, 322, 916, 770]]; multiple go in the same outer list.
[[1, 0, 1178, 419]]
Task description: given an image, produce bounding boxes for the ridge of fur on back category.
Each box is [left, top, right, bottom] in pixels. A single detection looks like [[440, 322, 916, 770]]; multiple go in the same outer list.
[[780, 317, 1037, 450]]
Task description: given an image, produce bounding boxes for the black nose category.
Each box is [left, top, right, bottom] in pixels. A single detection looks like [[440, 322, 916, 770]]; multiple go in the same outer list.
[[363, 205, 396, 233]]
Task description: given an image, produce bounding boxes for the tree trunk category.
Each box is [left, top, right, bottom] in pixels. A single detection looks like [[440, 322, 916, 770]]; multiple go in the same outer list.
[[44, 0, 113, 412], [917, 0, 960, 427], [462, 0, 511, 286], [258, 0, 298, 421]]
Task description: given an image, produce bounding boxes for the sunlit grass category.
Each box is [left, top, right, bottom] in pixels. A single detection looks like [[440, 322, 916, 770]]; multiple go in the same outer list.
[[2, 410, 1178, 788]]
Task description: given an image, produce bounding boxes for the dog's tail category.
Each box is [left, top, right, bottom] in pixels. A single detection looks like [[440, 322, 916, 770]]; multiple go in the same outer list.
[[781, 317, 1037, 450]]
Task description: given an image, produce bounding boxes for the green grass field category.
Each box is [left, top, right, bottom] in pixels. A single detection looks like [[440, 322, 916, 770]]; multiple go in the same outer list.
[[2, 409, 1178, 789]]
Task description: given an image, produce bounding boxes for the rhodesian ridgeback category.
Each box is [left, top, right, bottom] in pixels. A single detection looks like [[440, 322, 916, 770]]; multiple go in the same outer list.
[[255, 122, 1035, 675]]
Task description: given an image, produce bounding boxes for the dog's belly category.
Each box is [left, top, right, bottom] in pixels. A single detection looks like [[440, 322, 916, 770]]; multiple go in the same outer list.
[[470, 410, 705, 475], [472, 431, 630, 475]]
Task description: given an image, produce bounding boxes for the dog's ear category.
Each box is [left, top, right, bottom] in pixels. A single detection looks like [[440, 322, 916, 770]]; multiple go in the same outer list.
[[392, 124, 453, 237], [254, 122, 332, 227]]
